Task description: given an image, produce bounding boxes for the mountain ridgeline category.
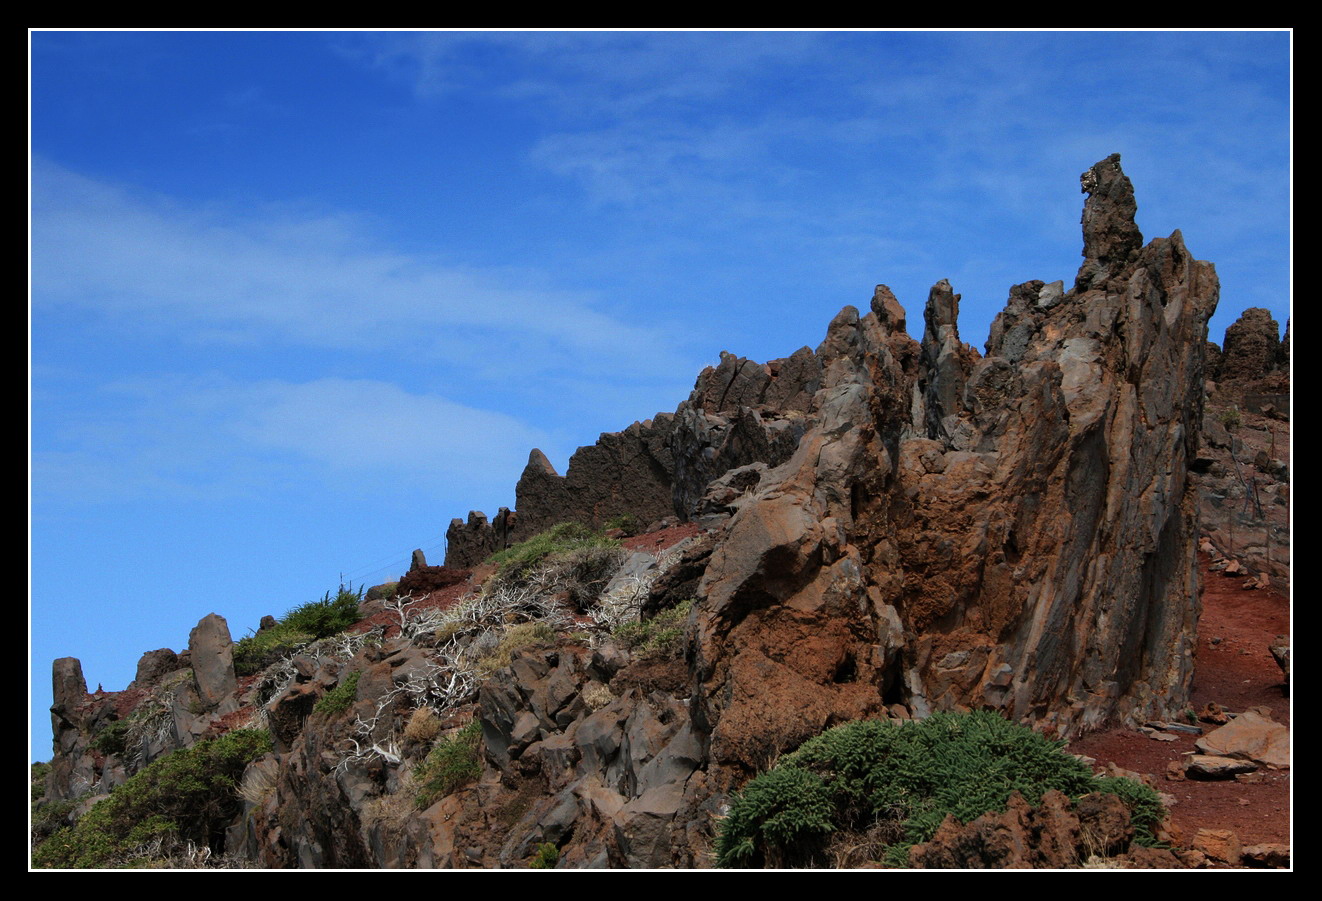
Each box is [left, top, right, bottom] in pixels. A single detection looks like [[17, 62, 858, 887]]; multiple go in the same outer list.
[[40, 155, 1290, 868]]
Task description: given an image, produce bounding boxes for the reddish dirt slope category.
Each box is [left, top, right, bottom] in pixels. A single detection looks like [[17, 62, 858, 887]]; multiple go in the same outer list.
[[1069, 554, 1290, 849]]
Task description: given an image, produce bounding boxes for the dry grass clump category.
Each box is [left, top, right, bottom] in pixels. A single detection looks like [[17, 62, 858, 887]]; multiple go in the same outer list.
[[403, 707, 441, 744], [581, 682, 615, 711]]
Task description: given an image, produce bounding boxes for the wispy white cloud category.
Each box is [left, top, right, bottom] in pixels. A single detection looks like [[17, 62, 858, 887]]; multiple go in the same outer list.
[[31, 159, 687, 383], [33, 374, 549, 506]]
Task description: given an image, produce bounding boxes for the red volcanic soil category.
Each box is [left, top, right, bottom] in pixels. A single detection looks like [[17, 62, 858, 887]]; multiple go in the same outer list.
[[350, 580, 472, 639], [621, 522, 702, 554], [1068, 554, 1290, 851]]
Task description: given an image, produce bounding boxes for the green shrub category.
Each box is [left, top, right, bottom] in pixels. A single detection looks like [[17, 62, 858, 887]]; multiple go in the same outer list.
[[91, 720, 130, 757], [415, 720, 482, 810], [32, 729, 272, 869], [233, 625, 316, 676], [530, 841, 560, 869], [283, 584, 364, 639], [233, 584, 364, 676], [487, 523, 620, 582], [31, 762, 51, 802], [717, 767, 835, 868], [604, 513, 641, 536], [31, 797, 78, 844], [612, 600, 693, 658], [314, 670, 362, 717], [714, 711, 1159, 868]]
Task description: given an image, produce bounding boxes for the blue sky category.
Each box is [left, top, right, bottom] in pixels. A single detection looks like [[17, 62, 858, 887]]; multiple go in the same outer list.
[[29, 29, 1291, 760]]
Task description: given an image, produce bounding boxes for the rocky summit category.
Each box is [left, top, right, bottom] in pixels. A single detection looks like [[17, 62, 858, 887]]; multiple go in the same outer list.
[[39, 156, 1287, 869]]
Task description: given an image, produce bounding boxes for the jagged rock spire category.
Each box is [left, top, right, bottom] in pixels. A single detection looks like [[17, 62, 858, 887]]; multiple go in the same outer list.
[[1076, 152, 1143, 290]]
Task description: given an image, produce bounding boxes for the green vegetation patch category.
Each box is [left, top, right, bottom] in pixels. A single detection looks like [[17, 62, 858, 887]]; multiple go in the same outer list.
[[282, 584, 364, 638], [415, 720, 482, 810], [90, 720, 131, 757], [314, 670, 362, 717], [530, 841, 560, 868], [233, 626, 315, 676], [233, 584, 364, 676], [604, 512, 641, 536], [32, 729, 272, 869], [487, 522, 621, 582], [714, 711, 1165, 869], [31, 762, 51, 802], [612, 600, 693, 658]]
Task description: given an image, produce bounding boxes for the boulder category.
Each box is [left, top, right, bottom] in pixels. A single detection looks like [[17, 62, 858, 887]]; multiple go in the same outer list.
[[1241, 843, 1290, 868], [188, 612, 237, 709], [1195, 708, 1289, 768], [1192, 828, 1242, 865], [1184, 755, 1258, 780], [133, 648, 180, 686]]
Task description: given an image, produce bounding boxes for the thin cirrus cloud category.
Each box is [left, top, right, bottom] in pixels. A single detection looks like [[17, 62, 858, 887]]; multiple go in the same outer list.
[[31, 159, 684, 382], [33, 375, 549, 506]]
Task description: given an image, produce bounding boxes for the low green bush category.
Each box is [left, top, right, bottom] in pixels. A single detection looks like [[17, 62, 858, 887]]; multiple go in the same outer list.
[[612, 600, 693, 658], [32, 729, 272, 869], [30, 762, 50, 802], [714, 711, 1165, 868], [283, 584, 364, 638], [233, 625, 315, 676], [314, 670, 361, 717], [233, 585, 364, 676], [415, 720, 482, 810], [90, 720, 130, 757], [31, 797, 78, 845], [530, 841, 559, 868], [604, 513, 641, 536], [487, 523, 620, 583]]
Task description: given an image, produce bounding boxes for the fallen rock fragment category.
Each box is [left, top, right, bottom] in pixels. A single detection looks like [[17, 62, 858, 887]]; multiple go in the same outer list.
[[1192, 828, 1242, 865], [1195, 707, 1289, 768], [1199, 702, 1230, 725], [1240, 843, 1290, 869], [1183, 754, 1258, 780]]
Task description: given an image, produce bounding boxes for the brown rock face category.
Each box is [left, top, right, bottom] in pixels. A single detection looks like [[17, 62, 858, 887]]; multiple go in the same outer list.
[[691, 153, 1216, 771], [1076, 152, 1144, 291], [1219, 308, 1282, 382], [446, 154, 1215, 766]]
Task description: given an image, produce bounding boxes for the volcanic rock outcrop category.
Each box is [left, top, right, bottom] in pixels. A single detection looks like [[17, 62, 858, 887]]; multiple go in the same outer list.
[[454, 153, 1217, 754], [41, 155, 1235, 869], [1193, 307, 1290, 587]]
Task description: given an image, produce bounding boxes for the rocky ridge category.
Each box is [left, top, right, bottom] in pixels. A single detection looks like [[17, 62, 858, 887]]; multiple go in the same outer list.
[[39, 155, 1288, 869]]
